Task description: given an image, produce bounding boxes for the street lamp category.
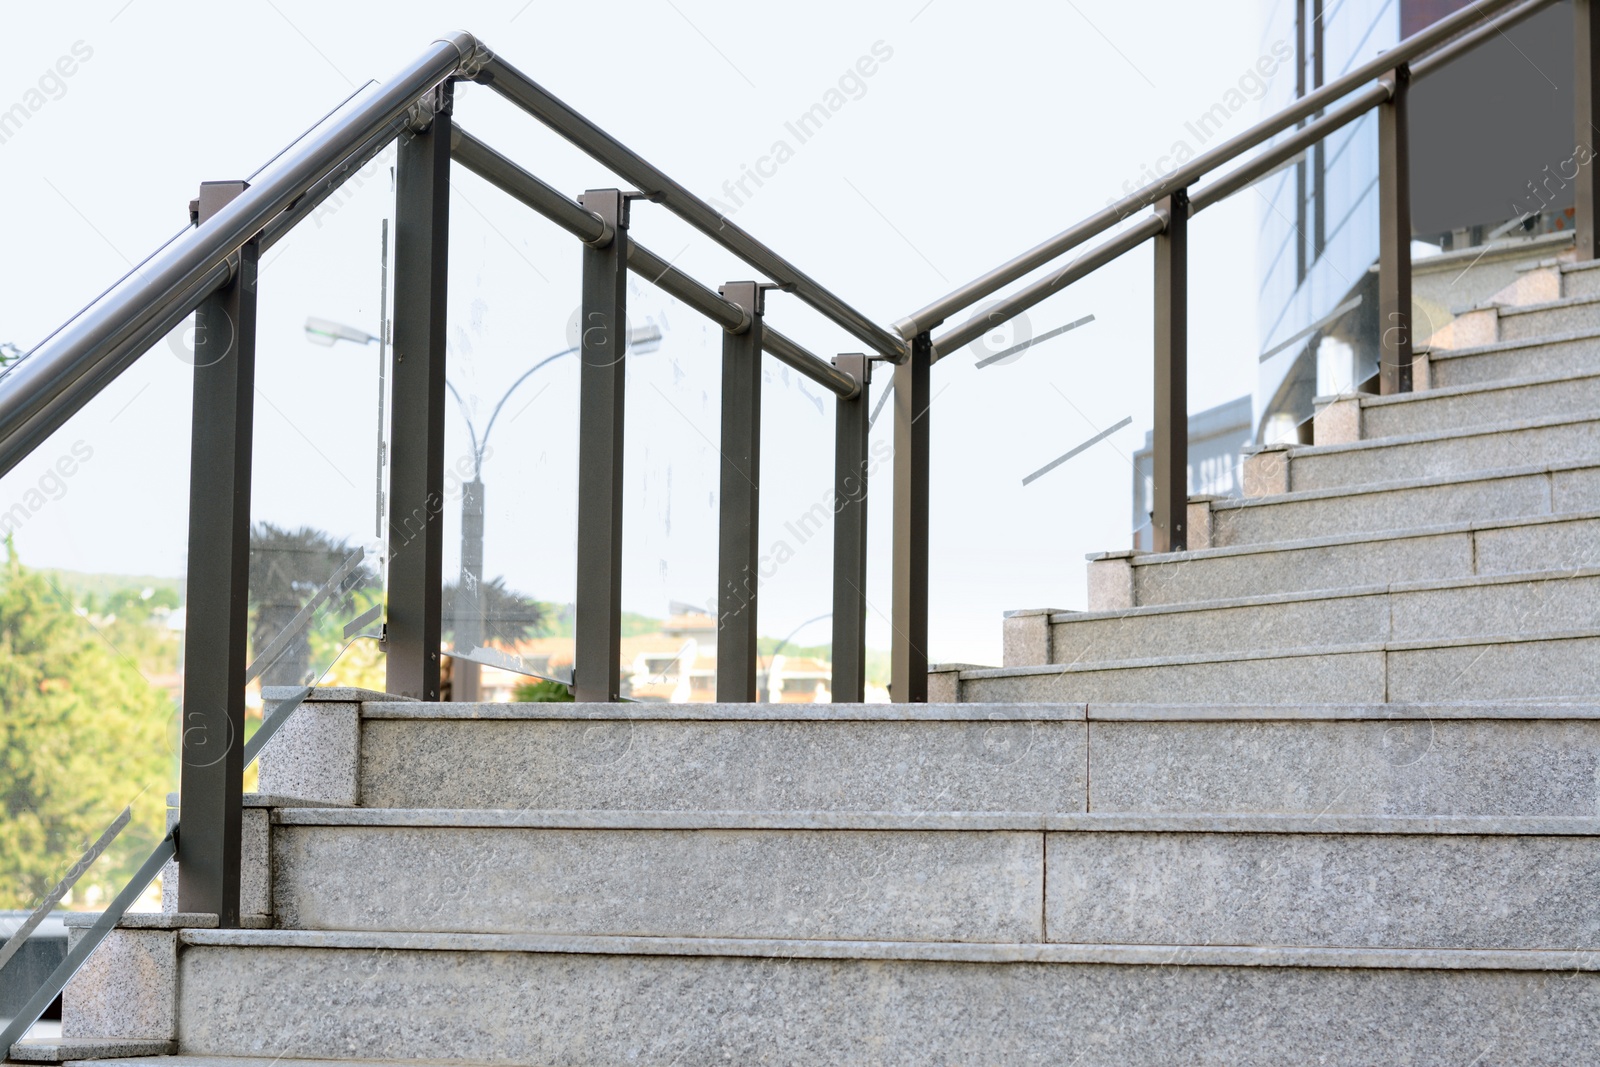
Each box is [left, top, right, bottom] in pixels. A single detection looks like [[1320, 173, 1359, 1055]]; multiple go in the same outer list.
[[757, 612, 831, 703], [303, 315, 664, 700], [441, 323, 660, 700]]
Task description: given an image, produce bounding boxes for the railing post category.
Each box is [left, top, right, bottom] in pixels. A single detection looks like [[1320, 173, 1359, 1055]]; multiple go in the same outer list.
[[831, 353, 871, 703], [573, 189, 630, 703], [178, 180, 256, 927], [1378, 64, 1413, 395], [891, 332, 931, 703], [717, 281, 765, 702], [1153, 190, 1189, 554], [1577, 0, 1600, 260], [385, 83, 453, 701]]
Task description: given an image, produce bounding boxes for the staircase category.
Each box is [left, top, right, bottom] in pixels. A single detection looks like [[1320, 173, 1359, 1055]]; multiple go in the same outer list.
[[12, 252, 1600, 1067]]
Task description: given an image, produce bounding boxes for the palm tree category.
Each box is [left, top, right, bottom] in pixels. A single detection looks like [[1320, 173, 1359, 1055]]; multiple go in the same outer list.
[[248, 524, 376, 687], [440, 574, 546, 651]]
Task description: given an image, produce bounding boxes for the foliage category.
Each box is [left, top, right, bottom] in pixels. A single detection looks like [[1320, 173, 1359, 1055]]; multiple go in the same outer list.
[[0, 542, 174, 909], [513, 678, 574, 702]]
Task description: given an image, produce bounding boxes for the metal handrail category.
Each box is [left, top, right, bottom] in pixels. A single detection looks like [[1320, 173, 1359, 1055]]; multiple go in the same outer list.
[[0, 32, 479, 479], [450, 128, 861, 399], [475, 53, 907, 361], [895, 0, 1540, 339]]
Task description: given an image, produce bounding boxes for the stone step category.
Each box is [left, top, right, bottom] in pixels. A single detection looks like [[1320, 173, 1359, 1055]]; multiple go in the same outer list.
[[1426, 327, 1600, 389], [351, 702, 1087, 812], [269, 808, 1044, 944], [1107, 507, 1600, 609], [1562, 258, 1600, 299], [1080, 704, 1600, 818], [1341, 369, 1600, 441], [943, 628, 1600, 704], [1035, 567, 1600, 664], [1270, 411, 1600, 495], [1497, 292, 1600, 341], [1210, 460, 1599, 550], [162, 928, 1600, 1065], [218, 702, 1600, 820], [263, 810, 1600, 952]]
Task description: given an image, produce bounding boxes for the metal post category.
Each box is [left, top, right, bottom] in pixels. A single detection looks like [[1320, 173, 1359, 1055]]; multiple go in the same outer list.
[[830, 353, 871, 703], [1378, 64, 1413, 395], [890, 333, 931, 703], [178, 180, 255, 927], [1152, 190, 1189, 554], [573, 189, 629, 703], [385, 83, 453, 700], [1312, 0, 1326, 260], [1294, 0, 1307, 283], [453, 478, 484, 701], [717, 281, 765, 703], [1577, 0, 1600, 261]]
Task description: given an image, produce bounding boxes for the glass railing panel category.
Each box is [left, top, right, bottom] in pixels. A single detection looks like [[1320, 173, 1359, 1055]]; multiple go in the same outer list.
[[437, 154, 584, 703], [247, 143, 394, 728], [0, 326, 189, 1044]]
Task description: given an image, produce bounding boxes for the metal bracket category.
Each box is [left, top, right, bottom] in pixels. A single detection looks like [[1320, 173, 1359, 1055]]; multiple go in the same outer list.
[[190, 180, 250, 226], [404, 82, 454, 134]]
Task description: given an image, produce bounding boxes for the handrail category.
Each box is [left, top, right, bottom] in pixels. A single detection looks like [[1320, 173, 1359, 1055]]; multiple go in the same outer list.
[[931, 213, 1166, 360], [450, 128, 861, 399], [0, 32, 479, 479], [895, 0, 1537, 338], [474, 54, 907, 361]]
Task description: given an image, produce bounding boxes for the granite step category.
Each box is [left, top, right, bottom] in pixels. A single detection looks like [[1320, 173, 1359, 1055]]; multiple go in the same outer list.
[[158, 928, 1600, 1065], [1034, 567, 1600, 664], [1112, 508, 1600, 608], [1210, 459, 1600, 549], [1425, 327, 1600, 389], [1561, 258, 1600, 299], [1497, 292, 1600, 342], [290, 702, 1600, 820], [1269, 411, 1600, 494], [348, 702, 1087, 813], [1078, 703, 1600, 818], [1347, 369, 1600, 441], [260, 810, 1600, 952], [942, 628, 1600, 704], [268, 808, 1045, 944]]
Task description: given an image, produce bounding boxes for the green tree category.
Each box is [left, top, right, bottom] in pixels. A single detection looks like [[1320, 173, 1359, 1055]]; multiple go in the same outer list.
[[0, 543, 172, 909]]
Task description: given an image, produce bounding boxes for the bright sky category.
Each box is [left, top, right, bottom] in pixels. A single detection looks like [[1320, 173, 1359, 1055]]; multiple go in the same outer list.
[[0, 0, 1272, 665]]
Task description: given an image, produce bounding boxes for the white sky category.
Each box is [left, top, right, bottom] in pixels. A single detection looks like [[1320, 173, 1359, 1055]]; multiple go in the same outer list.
[[0, 0, 1272, 665]]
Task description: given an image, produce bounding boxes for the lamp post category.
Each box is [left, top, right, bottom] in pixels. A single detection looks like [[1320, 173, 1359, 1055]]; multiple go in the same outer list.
[[757, 612, 831, 703], [304, 316, 663, 700]]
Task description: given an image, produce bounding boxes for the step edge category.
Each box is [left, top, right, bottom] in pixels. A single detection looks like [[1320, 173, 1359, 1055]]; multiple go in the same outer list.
[[173, 928, 1600, 971], [1355, 367, 1600, 411], [265, 808, 1600, 835], [1049, 565, 1600, 625], [1134, 505, 1600, 565], [1278, 408, 1600, 461], [962, 626, 1600, 677], [1423, 323, 1600, 361], [359, 701, 1088, 722]]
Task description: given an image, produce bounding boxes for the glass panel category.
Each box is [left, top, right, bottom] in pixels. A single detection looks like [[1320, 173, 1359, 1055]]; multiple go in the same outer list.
[[248, 146, 395, 734], [438, 142, 584, 704], [0, 329, 188, 1040]]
